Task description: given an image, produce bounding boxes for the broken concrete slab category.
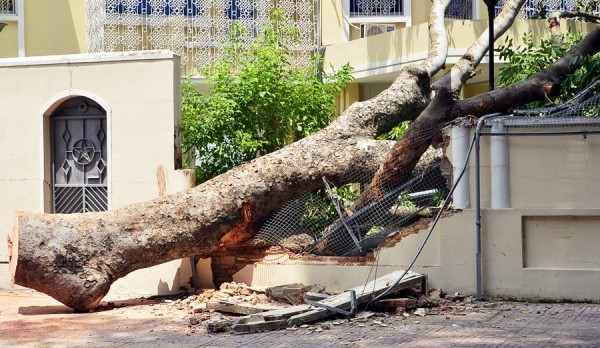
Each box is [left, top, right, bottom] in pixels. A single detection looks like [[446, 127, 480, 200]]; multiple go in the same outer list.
[[232, 270, 426, 333], [206, 300, 285, 315]]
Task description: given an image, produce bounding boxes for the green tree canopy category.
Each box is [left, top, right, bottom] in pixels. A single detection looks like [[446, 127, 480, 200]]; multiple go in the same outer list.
[[182, 11, 353, 184]]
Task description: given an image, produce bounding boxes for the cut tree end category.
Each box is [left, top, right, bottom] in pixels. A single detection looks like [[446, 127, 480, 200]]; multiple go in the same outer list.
[[9, 212, 112, 311]]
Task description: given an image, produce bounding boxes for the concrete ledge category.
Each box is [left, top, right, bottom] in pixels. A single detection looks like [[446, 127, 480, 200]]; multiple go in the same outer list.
[[0, 50, 177, 68]]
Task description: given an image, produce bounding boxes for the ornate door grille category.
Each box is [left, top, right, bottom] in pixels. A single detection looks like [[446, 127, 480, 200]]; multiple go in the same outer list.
[[51, 97, 108, 213]]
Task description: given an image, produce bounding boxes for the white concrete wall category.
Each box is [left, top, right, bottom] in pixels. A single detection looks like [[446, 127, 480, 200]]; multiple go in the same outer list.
[[0, 51, 193, 298]]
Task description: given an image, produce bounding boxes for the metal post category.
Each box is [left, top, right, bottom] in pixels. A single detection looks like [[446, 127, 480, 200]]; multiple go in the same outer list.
[[487, 3, 495, 91], [490, 119, 509, 208], [475, 121, 483, 300], [483, 0, 499, 91]]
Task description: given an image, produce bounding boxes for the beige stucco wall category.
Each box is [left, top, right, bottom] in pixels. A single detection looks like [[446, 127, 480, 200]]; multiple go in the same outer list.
[[0, 51, 193, 298], [447, 126, 600, 210]]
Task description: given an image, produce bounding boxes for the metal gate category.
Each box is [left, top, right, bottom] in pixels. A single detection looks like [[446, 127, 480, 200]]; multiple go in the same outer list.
[[51, 97, 108, 213]]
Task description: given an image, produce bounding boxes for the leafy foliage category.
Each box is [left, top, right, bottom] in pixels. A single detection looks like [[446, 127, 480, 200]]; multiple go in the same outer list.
[[300, 185, 359, 237], [498, 32, 600, 108], [378, 120, 411, 140], [575, 0, 600, 13], [181, 10, 353, 184]]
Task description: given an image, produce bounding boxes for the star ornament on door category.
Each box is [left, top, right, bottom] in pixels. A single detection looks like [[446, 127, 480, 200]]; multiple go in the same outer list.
[[71, 138, 97, 165]]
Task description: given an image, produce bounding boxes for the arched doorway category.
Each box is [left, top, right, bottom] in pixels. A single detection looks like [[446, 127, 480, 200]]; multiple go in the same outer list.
[[50, 96, 108, 213]]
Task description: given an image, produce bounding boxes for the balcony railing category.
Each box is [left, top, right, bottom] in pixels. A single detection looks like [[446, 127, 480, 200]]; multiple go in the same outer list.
[[349, 0, 403, 17], [0, 0, 16, 15], [495, 0, 600, 18]]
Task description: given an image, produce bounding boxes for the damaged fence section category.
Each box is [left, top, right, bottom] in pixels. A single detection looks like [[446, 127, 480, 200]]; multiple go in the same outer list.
[[255, 143, 450, 256]]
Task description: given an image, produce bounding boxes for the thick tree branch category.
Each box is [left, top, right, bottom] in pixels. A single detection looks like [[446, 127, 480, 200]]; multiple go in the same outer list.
[[422, 0, 452, 77], [342, 27, 600, 245], [455, 28, 600, 116], [433, 0, 525, 92], [549, 10, 600, 24]]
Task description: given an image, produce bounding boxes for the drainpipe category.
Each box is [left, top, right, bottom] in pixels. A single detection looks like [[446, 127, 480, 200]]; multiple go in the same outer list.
[[490, 119, 509, 208], [451, 123, 470, 209]]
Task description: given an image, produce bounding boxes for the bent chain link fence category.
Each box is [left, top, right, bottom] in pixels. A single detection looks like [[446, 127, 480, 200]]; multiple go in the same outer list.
[[255, 118, 454, 256], [255, 79, 600, 257]]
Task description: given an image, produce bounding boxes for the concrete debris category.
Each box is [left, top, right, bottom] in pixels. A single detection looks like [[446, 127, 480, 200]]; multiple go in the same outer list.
[[414, 308, 427, 317], [371, 298, 417, 312], [231, 270, 426, 333], [266, 283, 327, 305], [170, 276, 489, 336], [206, 316, 233, 333], [172, 281, 285, 315]]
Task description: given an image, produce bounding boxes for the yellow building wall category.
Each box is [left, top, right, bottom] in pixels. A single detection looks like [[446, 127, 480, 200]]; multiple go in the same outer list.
[[320, 0, 346, 45], [410, 0, 432, 25], [0, 21, 18, 58], [24, 0, 87, 56]]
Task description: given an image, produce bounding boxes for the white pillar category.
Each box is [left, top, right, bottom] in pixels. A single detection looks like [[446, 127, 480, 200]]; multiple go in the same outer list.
[[17, 0, 25, 57], [491, 119, 509, 208], [451, 125, 470, 209]]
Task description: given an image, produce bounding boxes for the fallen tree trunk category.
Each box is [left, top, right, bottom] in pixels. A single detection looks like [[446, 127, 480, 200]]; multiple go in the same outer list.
[[8, 1, 447, 309], [10, 1, 598, 312], [8, 137, 401, 310]]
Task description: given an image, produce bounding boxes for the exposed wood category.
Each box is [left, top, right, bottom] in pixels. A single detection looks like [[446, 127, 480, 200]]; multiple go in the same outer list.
[[232, 270, 426, 333]]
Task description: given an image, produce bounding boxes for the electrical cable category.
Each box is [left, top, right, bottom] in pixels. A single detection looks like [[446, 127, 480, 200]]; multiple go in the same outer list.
[[366, 130, 477, 307]]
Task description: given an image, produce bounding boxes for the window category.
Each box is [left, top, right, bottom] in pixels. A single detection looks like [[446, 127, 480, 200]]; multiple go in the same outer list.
[[349, 0, 403, 17]]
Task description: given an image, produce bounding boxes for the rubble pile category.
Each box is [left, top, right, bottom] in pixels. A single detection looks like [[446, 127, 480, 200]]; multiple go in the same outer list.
[[171, 281, 283, 315], [372, 287, 482, 318]]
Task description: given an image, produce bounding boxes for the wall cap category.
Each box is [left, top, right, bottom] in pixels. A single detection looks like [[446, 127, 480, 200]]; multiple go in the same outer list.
[[0, 50, 177, 68]]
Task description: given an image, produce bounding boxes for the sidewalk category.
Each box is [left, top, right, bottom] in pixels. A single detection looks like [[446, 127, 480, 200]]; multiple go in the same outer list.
[[1, 288, 599, 347]]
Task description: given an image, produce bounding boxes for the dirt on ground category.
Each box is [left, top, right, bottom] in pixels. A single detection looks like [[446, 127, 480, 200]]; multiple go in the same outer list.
[[2, 286, 600, 348]]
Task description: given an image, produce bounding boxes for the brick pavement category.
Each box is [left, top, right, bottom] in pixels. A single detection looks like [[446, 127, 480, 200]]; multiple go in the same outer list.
[[1, 289, 599, 347]]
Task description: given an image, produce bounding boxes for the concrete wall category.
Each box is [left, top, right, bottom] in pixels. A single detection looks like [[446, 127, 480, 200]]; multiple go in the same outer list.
[[0, 51, 193, 298]]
